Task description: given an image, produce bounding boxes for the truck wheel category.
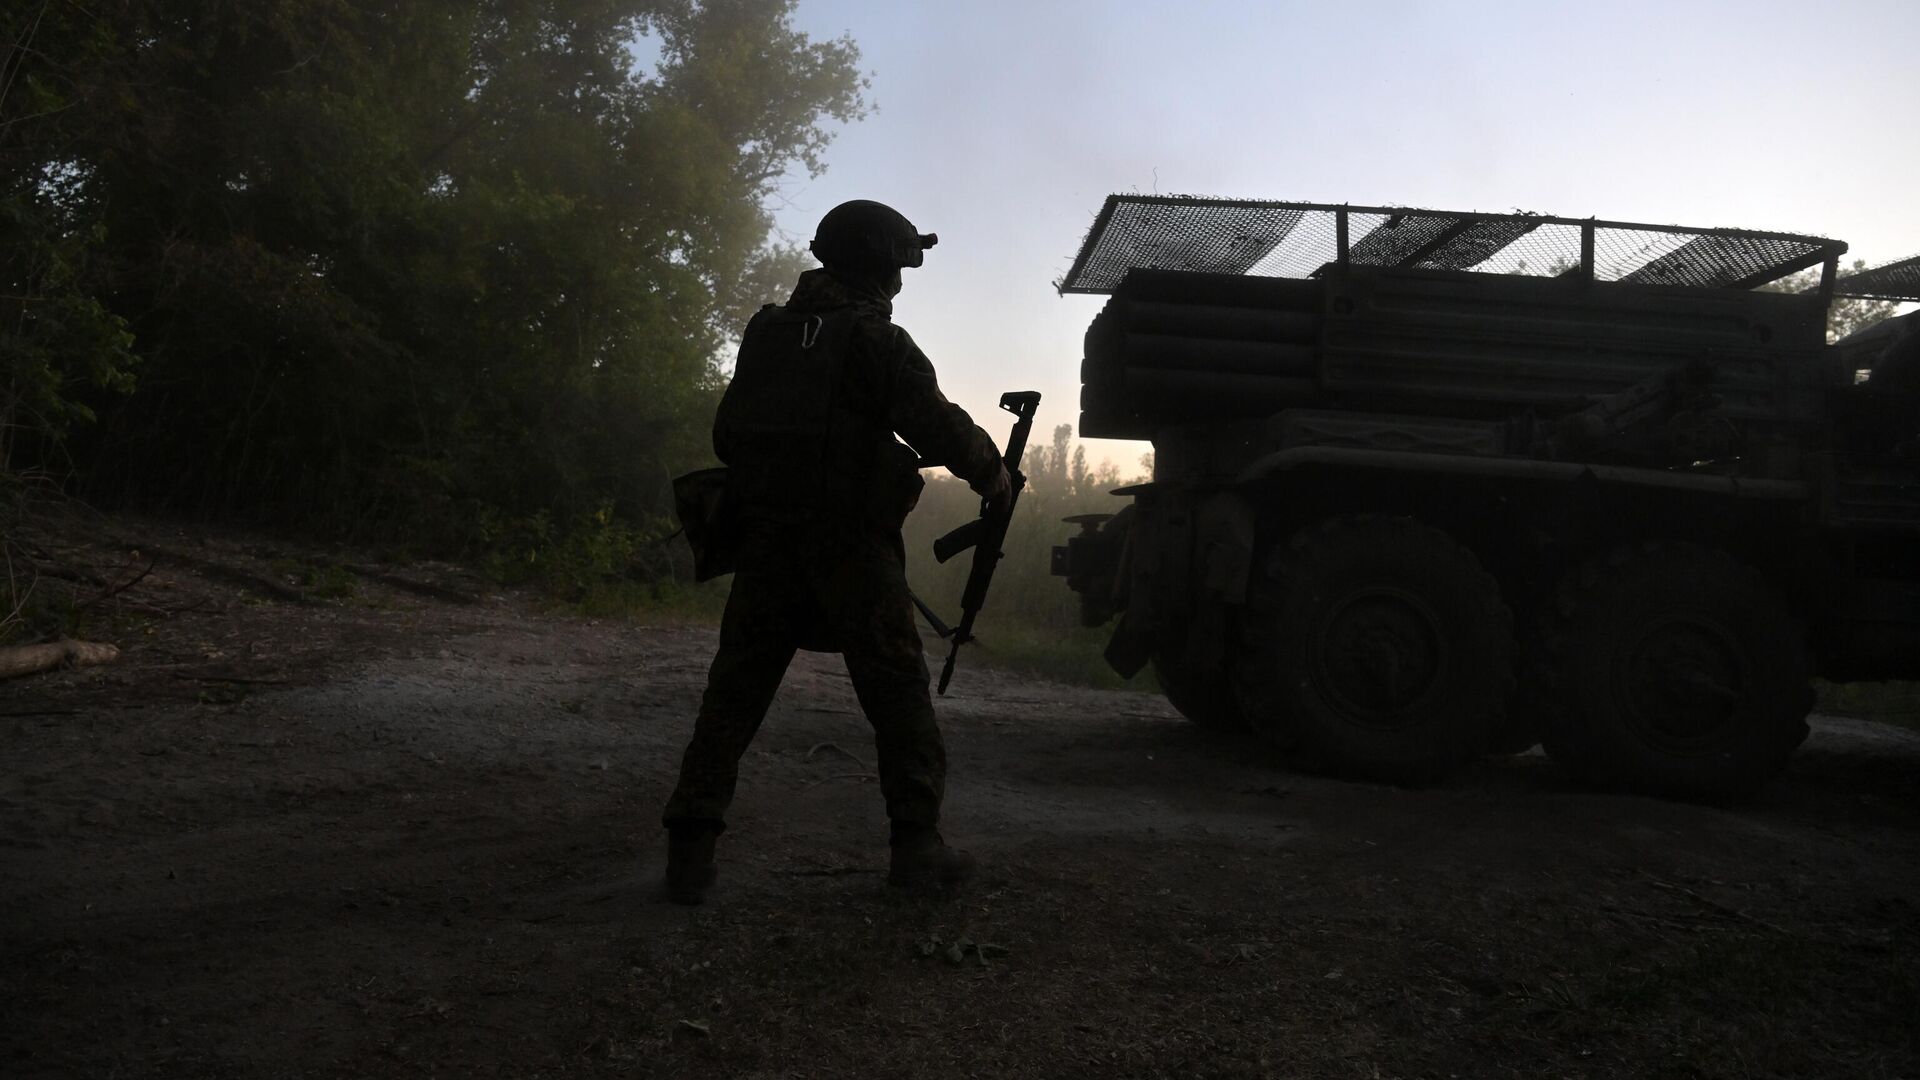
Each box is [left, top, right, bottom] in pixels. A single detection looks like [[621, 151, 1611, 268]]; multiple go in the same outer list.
[[1153, 654, 1246, 732], [1238, 515, 1515, 784], [1538, 545, 1813, 799]]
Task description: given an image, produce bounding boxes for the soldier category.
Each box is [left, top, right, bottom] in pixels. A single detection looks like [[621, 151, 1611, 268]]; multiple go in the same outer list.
[[661, 200, 1011, 905]]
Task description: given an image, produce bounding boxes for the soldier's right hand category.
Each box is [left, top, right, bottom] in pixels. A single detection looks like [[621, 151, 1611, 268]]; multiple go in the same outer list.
[[976, 461, 1012, 511]]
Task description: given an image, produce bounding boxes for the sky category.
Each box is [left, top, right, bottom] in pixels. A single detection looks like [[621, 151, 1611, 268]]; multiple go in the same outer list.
[[763, 0, 1920, 473]]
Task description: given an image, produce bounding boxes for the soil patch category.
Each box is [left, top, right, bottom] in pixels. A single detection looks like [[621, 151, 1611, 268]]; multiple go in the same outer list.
[[4, 522, 1918, 1078]]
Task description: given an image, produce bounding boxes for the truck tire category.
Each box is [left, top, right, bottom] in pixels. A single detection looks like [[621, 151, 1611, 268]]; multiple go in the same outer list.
[[1153, 654, 1246, 732], [1538, 545, 1813, 799], [1237, 515, 1515, 784]]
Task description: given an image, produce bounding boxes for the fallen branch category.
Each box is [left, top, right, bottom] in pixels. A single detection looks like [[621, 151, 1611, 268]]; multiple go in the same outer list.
[[341, 564, 480, 605], [169, 672, 289, 686], [120, 596, 220, 617], [802, 772, 876, 789], [25, 562, 106, 588], [120, 542, 309, 604], [0, 559, 32, 632], [1645, 877, 1788, 935], [0, 638, 120, 681], [806, 741, 874, 770], [76, 556, 155, 614], [1599, 904, 1718, 934]]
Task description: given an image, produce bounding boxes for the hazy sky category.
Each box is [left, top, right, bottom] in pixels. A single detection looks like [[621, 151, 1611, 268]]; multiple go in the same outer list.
[[763, 0, 1920, 471]]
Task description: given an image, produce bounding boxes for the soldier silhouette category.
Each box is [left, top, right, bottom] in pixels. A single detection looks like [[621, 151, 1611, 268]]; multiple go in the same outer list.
[[661, 201, 1010, 904]]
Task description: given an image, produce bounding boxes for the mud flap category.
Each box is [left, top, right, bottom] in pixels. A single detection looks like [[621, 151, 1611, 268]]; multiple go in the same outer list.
[[1169, 492, 1256, 681], [1104, 606, 1153, 678], [1102, 489, 1253, 681], [1197, 493, 1255, 606]]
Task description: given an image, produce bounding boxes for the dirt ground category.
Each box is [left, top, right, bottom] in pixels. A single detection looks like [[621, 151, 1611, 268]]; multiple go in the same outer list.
[[4, 523, 1919, 1079]]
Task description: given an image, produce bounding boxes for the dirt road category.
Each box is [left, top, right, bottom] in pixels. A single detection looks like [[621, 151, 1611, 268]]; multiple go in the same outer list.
[[4, 544, 1918, 1078]]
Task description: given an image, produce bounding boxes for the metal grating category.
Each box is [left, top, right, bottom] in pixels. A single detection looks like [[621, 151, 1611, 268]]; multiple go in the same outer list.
[[1343, 212, 1462, 268], [1332, 212, 1540, 272], [1590, 227, 1691, 282], [1834, 254, 1920, 303], [1062, 197, 1306, 292], [1058, 194, 1847, 295], [1410, 217, 1541, 271], [1619, 233, 1832, 289], [1248, 211, 1382, 278], [1465, 221, 1584, 277]]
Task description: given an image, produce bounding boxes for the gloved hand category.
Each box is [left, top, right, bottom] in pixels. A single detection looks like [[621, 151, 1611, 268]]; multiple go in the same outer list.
[[974, 461, 1012, 511]]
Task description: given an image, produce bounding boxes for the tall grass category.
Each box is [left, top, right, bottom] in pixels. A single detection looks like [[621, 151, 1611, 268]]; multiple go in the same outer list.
[[1816, 680, 1920, 729]]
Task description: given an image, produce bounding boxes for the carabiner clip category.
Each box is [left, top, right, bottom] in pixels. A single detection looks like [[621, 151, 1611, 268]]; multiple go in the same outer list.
[[800, 315, 824, 349]]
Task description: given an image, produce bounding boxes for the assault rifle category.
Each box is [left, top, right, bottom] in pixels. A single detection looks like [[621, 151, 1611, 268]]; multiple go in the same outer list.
[[924, 390, 1042, 694]]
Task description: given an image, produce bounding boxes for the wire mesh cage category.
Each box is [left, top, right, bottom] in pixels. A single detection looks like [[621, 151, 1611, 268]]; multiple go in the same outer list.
[[1057, 195, 1850, 296], [1835, 255, 1920, 302]]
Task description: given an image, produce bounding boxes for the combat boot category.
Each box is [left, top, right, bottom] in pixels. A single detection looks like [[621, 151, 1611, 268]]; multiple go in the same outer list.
[[664, 826, 718, 905], [887, 828, 975, 890]]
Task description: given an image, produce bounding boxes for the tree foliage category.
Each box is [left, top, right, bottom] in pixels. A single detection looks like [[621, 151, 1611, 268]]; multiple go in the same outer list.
[[2, 0, 864, 550], [1024, 423, 1120, 501]]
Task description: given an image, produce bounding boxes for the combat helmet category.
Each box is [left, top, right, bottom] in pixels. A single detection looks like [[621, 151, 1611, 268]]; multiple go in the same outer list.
[[810, 200, 938, 270]]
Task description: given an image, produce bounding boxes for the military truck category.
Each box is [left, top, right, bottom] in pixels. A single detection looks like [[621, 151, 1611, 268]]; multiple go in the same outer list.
[[1049, 195, 1920, 797]]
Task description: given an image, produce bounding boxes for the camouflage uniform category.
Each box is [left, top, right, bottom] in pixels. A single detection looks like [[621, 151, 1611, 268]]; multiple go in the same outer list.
[[662, 267, 1003, 837]]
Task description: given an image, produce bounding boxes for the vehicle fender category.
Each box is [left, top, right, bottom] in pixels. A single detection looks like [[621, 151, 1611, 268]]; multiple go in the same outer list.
[[1102, 486, 1254, 680], [1195, 490, 1257, 606]]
